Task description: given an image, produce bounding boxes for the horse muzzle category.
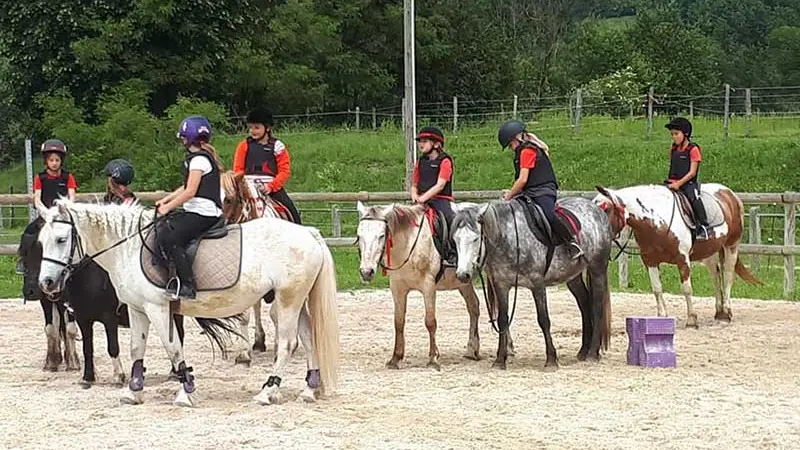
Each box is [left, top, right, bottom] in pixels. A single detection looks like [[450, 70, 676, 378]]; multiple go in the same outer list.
[[455, 270, 473, 283], [39, 276, 64, 298], [360, 268, 376, 282]]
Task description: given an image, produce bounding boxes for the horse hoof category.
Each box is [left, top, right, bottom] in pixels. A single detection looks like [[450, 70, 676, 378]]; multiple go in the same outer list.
[[576, 351, 588, 362], [80, 380, 93, 389], [385, 359, 401, 370], [43, 364, 59, 372], [234, 355, 252, 367], [119, 388, 144, 405], [252, 343, 267, 353], [113, 374, 126, 387], [426, 361, 441, 371], [543, 363, 559, 372], [173, 388, 195, 408], [66, 364, 80, 372], [253, 389, 282, 406], [297, 389, 317, 403], [685, 321, 699, 329], [492, 359, 507, 370], [714, 311, 732, 322], [462, 351, 481, 361]]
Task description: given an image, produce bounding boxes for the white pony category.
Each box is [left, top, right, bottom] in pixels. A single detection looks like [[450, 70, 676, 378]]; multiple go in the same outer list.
[[36, 199, 339, 407]]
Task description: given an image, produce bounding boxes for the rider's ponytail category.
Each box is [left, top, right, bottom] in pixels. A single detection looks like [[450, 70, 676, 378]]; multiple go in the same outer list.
[[199, 142, 225, 172]]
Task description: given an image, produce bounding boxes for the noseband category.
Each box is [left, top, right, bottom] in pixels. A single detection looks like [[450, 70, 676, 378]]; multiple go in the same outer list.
[[357, 213, 425, 272]]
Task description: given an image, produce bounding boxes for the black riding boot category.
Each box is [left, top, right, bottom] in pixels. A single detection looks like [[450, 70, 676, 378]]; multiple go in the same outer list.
[[443, 238, 458, 267], [169, 247, 197, 300], [691, 198, 712, 240], [551, 218, 584, 260]]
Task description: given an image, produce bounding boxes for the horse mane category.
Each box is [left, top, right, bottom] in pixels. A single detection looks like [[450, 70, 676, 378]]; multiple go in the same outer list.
[[220, 171, 255, 202], [383, 204, 426, 235], [50, 199, 148, 239]]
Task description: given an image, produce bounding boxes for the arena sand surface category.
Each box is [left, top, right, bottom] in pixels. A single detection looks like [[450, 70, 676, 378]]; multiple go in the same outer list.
[[1, 288, 799, 450]]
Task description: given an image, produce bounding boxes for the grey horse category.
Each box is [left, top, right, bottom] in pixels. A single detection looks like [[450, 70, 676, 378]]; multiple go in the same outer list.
[[451, 196, 613, 370]]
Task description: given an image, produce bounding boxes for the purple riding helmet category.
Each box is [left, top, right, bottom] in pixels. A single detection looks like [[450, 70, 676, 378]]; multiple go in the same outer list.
[[177, 115, 212, 146]]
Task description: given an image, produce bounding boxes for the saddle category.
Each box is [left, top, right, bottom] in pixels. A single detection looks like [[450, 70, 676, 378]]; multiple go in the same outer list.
[[512, 196, 582, 274], [141, 216, 243, 291], [671, 189, 725, 230]]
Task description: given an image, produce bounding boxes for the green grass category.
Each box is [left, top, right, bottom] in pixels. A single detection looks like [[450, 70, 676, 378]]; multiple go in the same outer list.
[[1, 114, 798, 300]]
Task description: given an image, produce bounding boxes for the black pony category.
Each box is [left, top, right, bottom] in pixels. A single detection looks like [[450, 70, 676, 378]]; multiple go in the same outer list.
[[19, 221, 185, 388]]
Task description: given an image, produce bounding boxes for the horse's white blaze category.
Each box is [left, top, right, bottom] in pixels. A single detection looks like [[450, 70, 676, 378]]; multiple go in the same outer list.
[[453, 226, 481, 278]]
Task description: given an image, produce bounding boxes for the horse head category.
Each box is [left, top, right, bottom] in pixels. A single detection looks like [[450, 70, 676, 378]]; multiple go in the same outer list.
[[355, 201, 427, 282], [19, 228, 45, 301], [221, 171, 248, 222], [36, 200, 80, 297], [593, 185, 628, 236], [451, 203, 490, 283]]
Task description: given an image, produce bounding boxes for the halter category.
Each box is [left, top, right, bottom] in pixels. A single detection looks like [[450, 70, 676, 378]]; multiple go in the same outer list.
[[357, 212, 425, 273]]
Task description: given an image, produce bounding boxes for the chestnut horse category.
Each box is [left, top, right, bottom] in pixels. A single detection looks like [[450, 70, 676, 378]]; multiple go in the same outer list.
[[594, 183, 760, 328]]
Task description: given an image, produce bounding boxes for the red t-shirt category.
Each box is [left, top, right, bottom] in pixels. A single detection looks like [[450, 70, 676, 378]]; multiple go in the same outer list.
[[519, 148, 537, 170], [33, 172, 78, 191]]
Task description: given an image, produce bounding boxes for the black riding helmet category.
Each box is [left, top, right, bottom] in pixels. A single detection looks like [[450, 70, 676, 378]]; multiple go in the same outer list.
[[415, 126, 445, 146], [246, 108, 274, 127], [40, 139, 68, 157], [665, 117, 692, 138], [105, 158, 135, 186], [498, 120, 527, 149]]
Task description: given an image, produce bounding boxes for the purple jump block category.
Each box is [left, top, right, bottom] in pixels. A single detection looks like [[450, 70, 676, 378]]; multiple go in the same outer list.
[[626, 316, 676, 368]]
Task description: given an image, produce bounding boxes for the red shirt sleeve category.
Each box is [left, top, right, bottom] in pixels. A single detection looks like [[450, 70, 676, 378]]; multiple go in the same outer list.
[[232, 140, 248, 174], [412, 162, 420, 184], [438, 158, 452, 181], [33, 175, 41, 191], [268, 145, 291, 191], [520, 148, 537, 169], [67, 173, 77, 189], [689, 145, 702, 162]]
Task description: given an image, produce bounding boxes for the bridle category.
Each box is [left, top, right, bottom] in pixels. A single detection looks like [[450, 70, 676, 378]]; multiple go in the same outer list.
[[356, 212, 425, 273], [40, 208, 160, 286]]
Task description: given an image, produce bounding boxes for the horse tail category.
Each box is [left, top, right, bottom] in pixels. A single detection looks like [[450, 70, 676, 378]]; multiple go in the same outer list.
[[307, 232, 341, 396], [193, 315, 246, 358], [734, 257, 762, 285], [587, 270, 612, 352]]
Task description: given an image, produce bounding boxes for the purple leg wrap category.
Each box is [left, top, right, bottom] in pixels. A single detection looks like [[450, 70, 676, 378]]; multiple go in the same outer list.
[[175, 362, 195, 394], [129, 359, 145, 392], [305, 369, 321, 389]]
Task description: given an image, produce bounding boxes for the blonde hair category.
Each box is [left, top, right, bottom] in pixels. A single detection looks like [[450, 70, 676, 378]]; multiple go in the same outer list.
[[199, 141, 225, 171]]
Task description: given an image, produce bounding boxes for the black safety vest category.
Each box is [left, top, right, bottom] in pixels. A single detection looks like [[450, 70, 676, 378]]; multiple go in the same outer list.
[[668, 143, 699, 183], [183, 151, 222, 210], [417, 152, 453, 198], [244, 137, 279, 176], [38, 170, 70, 208], [513, 142, 558, 194]]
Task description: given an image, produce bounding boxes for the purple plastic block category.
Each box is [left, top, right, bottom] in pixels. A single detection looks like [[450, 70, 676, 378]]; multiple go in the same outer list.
[[626, 316, 676, 368]]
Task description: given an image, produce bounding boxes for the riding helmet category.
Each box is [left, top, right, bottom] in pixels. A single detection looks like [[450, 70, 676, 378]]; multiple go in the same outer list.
[[665, 117, 692, 138], [105, 159, 135, 186], [415, 126, 445, 146], [498, 120, 527, 149]]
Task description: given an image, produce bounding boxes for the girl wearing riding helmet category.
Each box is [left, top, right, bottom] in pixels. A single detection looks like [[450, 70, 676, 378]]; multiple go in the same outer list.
[[154, 116, 225, 300], [664, 116, 713, 240], [103, 158, 136, 205], [16, 139, 78, 274], [497, 120, 583, 260], [232, 107, 302, 224], [410, 125, 457, 266]]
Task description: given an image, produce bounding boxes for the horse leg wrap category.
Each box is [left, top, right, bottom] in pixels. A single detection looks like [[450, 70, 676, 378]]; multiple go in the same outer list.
[[175, 361, 195, 394], [129, 359, 146, 392], [262, 375, 281, 389], [305, 369, 321, 389]]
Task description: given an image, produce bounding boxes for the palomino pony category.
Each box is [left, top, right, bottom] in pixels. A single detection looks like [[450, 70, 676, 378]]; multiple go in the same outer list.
[[220, 170, 296, 364], [593, 183, 761, 327], [36, 199, 339, 407], [356, 201, 486, 370], [451, 197, 613, 370]]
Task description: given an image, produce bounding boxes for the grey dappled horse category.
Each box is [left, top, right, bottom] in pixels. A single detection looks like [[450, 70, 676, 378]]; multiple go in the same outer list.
[[451, 197, 613, 370]]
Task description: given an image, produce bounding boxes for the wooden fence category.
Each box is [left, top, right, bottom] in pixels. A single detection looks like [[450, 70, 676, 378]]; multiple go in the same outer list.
[[1, 189, 797, 299]]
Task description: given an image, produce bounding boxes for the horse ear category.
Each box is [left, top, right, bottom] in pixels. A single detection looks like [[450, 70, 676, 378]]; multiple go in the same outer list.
[[478, 203, 490, 217], [595, 185, 616, 204], [56, 200, 69, 217], [234, 171, 244, 182], [356, 201, 367, 217]]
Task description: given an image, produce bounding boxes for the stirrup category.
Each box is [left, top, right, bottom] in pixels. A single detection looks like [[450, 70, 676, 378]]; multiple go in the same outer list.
[[164, 277, 181, 301]]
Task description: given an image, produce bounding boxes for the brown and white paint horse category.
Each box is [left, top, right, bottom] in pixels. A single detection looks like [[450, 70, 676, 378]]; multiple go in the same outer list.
[[220, 171, 296, 364], [593, 183, 761, 328]]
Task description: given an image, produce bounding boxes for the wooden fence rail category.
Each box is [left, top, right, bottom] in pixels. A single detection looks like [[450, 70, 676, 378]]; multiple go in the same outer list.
[[1, 189, 797, 299]]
